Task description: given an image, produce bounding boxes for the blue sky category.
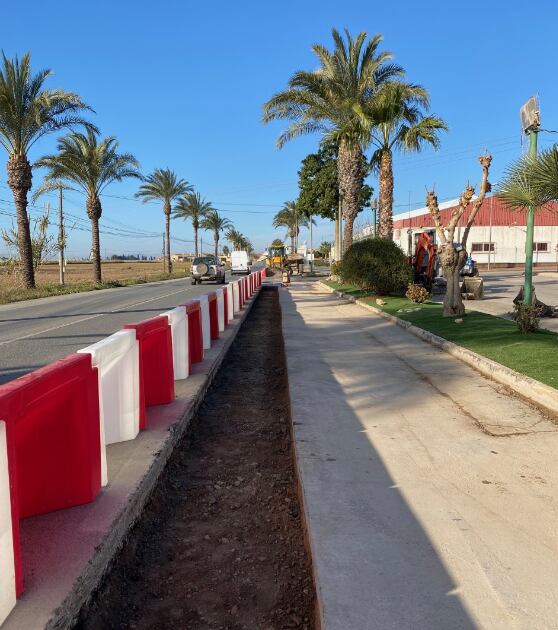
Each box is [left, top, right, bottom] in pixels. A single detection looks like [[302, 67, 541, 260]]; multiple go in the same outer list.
[[1, 0, 558, 257]]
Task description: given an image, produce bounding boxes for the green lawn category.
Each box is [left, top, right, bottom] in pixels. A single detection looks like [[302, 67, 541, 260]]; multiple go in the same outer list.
[[326, 281, 558, 389]]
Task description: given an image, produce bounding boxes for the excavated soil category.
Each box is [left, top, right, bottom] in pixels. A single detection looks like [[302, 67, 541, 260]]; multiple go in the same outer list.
[[75, 287, 316, 630]]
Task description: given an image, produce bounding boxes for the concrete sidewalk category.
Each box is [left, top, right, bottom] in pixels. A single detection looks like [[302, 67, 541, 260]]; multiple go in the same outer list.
[[281, 279, 558, 630]]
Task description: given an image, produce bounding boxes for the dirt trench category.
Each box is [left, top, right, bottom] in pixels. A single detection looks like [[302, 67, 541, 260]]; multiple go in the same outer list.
[[75, 287, 316, 630]]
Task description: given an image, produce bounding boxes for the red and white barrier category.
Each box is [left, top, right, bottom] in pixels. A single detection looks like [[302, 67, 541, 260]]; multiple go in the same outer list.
[[208, 292, 219, 341], [161, 307, 189, 380], [124, 317, 174, 427], [78, 330, 140, 486], [0, 354, 101, 600], [183, 301, 203, 365], [196, 294, 211, 351], [0, 421, 15, 625], [215, 287, 226, 333], [226, 284, 234, 323], [232, 280, 241, 314]]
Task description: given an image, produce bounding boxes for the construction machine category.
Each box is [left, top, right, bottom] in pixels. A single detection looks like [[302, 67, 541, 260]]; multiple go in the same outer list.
[[266, 244, 305, 274], [411, 231, 438, 291]]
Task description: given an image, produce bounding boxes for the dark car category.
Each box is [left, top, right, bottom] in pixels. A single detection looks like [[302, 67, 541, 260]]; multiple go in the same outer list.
[[191, 255, 226, 285]]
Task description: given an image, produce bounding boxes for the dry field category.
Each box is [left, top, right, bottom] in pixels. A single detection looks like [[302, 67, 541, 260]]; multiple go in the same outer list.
[[0, 260, 191, 304]]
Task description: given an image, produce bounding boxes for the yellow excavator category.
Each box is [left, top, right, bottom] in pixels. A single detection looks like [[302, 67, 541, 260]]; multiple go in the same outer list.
[[266, 244, 305, 274]]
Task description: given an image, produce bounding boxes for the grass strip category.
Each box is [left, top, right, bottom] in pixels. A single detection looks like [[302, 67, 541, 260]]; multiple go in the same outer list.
[[0, 272, 188, 305], [326, 280, 558, 390]]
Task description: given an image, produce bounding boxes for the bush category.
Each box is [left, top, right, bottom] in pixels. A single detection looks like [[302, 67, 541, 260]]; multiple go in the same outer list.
[[405, 283, 430, 303], [512, 303, 540, 333], [339, 238, 412, 295]]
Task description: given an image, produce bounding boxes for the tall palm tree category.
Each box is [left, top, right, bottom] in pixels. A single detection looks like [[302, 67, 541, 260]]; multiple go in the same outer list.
[[225, 227, 245, 250], [0, 52, 95, 288], [263, 29, 402, 251], [173, 192, 212, 256], [201, 209, 232, 257], [273, 201, 310, 251], [136, 168, 192, 273], [369, 81, 447, 238], [36, 129, 140, 283]]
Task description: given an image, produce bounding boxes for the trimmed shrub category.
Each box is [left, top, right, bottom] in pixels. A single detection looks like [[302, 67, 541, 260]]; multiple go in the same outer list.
[[512, 303, 540, 333], [339, 238, 412, 295], [405, 283, 430, 303]]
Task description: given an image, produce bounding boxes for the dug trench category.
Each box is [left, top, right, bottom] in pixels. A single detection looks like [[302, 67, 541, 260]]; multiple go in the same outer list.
[[74, 286, 317, 630]]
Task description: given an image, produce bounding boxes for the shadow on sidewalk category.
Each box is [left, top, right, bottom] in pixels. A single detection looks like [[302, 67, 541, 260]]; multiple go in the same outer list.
[[281, 284, 477, 630]]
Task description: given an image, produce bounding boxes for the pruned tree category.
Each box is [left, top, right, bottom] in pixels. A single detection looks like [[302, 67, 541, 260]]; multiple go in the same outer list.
[[1, 207, 57, 272], [426, 154, 492, 317]]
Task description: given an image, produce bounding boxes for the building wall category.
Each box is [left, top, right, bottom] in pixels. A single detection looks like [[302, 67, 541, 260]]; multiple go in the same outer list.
[[393, 225, 558, 265]]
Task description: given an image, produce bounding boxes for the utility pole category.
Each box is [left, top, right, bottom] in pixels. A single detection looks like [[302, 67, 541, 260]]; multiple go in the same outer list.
[[58, 183, 65, 285], [487, 195, 493, 271], [520, 96, 540, 306], [523, 128, 539, 305]]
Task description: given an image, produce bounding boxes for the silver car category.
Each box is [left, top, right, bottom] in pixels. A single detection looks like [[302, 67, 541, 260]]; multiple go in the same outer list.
[[191, 255, 226, 285]]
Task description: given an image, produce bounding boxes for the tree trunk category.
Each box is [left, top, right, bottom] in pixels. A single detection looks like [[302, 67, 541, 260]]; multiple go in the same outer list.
[[214, 232, 219, 258], [165, 210, 172, 273], [337, 140, 363, 253], [378, 150, 394, 239], [194, 224, 199, 256], [87, 195, 103, 284], [7, 155, 35, 288], [440, 244, 467, 317]]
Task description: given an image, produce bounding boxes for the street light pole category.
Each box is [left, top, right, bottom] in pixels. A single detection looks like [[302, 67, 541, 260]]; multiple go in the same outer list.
[[58, 183, 65, 285], [523, 128, 539, 305]]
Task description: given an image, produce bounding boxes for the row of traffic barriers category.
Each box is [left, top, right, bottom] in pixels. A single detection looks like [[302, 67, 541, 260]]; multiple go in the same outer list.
[[0, 268, 265, 625]]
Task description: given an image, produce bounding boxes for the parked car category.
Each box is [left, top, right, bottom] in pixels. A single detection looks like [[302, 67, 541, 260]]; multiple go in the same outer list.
[[191, 255, 226, 284], [460, 255, 479, 277], [230, 250, 251, 275]]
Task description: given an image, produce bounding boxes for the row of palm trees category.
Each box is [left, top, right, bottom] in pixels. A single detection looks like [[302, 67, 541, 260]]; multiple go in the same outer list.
[[0, 53, 240, 288], [262, 29, 447, 250]]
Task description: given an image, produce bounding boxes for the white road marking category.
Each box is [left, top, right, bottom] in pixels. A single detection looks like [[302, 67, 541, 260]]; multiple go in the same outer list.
[[0, 286, 190, 347]]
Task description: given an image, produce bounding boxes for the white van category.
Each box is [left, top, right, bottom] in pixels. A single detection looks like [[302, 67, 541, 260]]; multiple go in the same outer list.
[[230, 250, 251, 275]]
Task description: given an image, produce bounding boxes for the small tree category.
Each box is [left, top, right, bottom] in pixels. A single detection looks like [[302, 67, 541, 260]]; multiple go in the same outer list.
[[1, 207, 57, 272], [319, 241, 333, 258], [271, 238, 284, 247], [426, 154, 492, 317]]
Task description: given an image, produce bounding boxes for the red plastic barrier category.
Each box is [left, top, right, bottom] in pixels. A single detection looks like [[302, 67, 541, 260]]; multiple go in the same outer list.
[[223, 286, 229, 325], [0, 353, 101, 595], [262, 267, 267, 278], [248, 273, 253, 295], [183, 300, 203, 365], [208, 292, 219, 341], [239, 278, 245, 308], [124, 316, 174, 429]]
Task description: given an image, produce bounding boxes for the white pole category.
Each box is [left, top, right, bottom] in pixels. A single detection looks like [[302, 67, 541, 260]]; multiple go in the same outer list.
[[488, 195, 493, 271]]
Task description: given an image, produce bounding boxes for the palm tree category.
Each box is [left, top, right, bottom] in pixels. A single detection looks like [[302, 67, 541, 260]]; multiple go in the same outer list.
[[273, 201, 310, 251], [136, 168, 192, 273], [262, 29, 402, 251], [0, 52, 95, 288], [173, 192, 212, 256], [225, 227, 245, 250], [201, 209, 232, 257], [369, 81, 447, 238], [497, 146, 558, 306], [36, 129, 140, 283]]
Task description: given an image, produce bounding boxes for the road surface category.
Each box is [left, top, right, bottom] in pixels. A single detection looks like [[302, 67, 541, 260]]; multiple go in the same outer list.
[[0, 271, 249, 385]]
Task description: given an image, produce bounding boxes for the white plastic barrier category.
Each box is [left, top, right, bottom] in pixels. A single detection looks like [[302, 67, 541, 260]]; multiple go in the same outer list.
[[161, 307, 189, 380], [215, 287, 225, 333], [197, 294, 211, 350], [78, 330, 140, 485], [226, 283, 234, 323], [232, 280, 240, 314], [0, 421, 16, 626]]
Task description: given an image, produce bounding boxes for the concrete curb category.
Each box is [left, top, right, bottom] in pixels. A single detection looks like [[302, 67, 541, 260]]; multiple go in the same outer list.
[[319, 281, 558, 419], [43, 288, 261, 630]]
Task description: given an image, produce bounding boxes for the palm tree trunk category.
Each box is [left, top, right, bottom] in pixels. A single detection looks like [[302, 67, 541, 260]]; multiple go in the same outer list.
[[214, 232, 219, 258], [378, 150, 394, 239], [87, 195, 103, 283], [194, 224, 199, 256], [338, 140, 363, 253], [7, 155, 35, 288], [165, 211, 172, 273]]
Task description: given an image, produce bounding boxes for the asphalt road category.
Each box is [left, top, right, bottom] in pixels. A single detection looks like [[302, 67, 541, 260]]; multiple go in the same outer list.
[[0, 270, 249, 385]]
